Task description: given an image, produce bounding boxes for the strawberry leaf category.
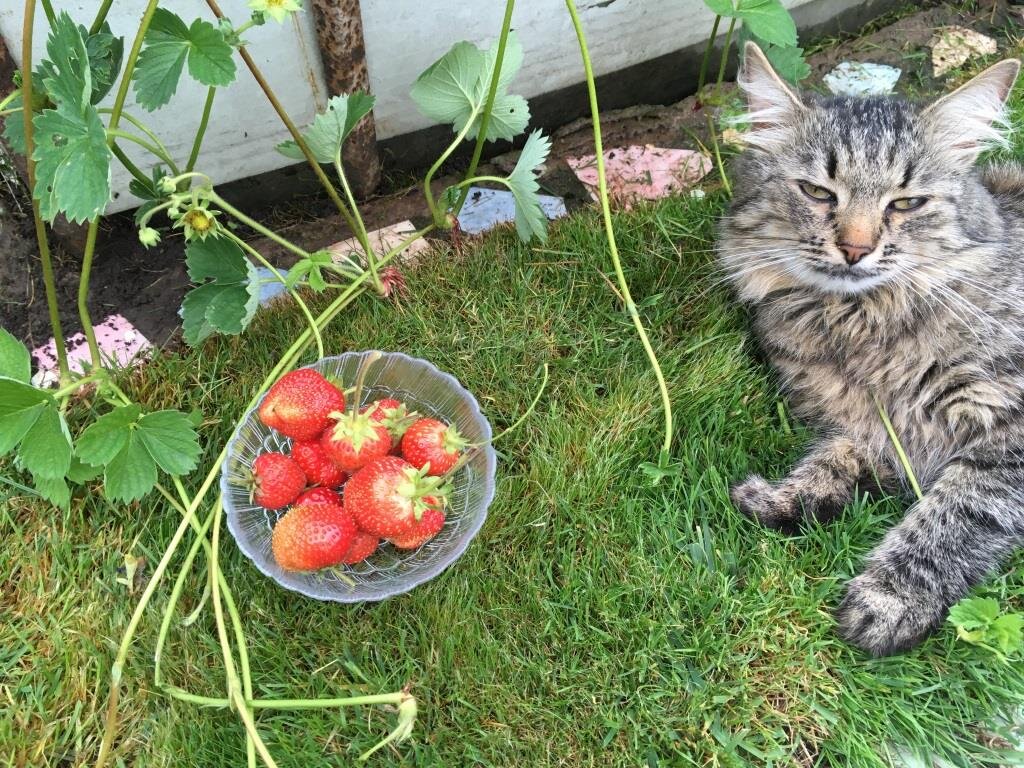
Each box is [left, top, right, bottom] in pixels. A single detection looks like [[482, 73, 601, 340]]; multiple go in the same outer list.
[[17, 399, 72, 480], [33, 473, 71, 509], [277, 92, 376, 163], [736, 24, 808, 85], [0, 378, 50, 455], [32, 103, 112, 223], [410, 33, 529, 142], [132, 9, 236, 111], [67, 455, 104, 483], [504, 130, 551, 243], [37, 12, 92, 112], [104, 431, 157, 503], [702, 0, 738, 16], [181, 237, 259, 345], [86, 23, 124, 104], [136, 410, 201, 476], [990, 613, 1024, 656], [735, 0, 797, 48], [76, 404, 142, 467], [0, 328, 31, 383]]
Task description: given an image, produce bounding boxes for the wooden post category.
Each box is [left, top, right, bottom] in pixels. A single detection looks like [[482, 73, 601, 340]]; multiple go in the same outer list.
[[309, 0, 381, 199]]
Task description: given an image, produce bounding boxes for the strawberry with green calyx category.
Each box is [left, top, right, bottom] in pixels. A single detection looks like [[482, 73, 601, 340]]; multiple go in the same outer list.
[[321, 352, 392, 471], [400, 418, 469, 476], [362, 398, 419, 441], [271, 502, 357, 572], [295, 487, 342, 507], [344, 456, 451, 538], [290, 439, 347, 487], [250, 452, 306, 509], [258, 368, 346, 440], [340, 530, 380, 564], [388, 504, 445, 549]]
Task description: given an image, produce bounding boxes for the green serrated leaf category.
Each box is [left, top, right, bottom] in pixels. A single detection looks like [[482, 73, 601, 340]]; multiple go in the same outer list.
[[33, 473, 71, 509], [18, 403, 72, 480], [76, 404, 142, 467], [949, 596, 1001, 631], [32, 104, 112, 223], [736, 24, 808, 85], [205, 284, 256, 335], [505, 130, 551, 243], [277, 92, 376, 163], [136, 410, 201, 476], [86, 23, 124, 104], [67, 454, 104, 483], [104, 431, 157, 502], [186, 236, 249, 283], [2, 98, 27, 156], [180, 282, 221, 345], [0, 378, 50, 455], [38, 12, 91, 112], [0, 328, 31, 383], [703, 0, 737, 15], [989, 613, 1024, 655], [132, 9, 235, 111], [736, 0, 797, 48], [410, 33, 529, 142]]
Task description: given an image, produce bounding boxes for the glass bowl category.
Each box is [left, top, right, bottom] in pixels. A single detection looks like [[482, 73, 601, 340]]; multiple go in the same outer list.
[[221, 350, 497, 602]]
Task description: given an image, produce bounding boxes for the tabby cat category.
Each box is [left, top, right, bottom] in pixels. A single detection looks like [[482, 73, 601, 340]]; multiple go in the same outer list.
[[720, 42, 1024, 655]]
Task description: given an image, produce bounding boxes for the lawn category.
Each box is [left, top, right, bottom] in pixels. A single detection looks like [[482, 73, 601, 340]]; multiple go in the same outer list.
[[6, 52, 1024, 768]]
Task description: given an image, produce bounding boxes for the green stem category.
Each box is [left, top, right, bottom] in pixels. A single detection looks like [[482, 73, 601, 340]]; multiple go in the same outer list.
[[203, 0, 362, 236], [698, 15, 721, 95], [250, 693, 406, 710], [333, 154, 382, 293], [451, 0, 516, 218], [39, 0, 54, 24], [713, 16, 737, 99], [874, 394, 923, 500], [0, 91, 19, 111], [100, 110, 178, 167], [52, 372, 102, 400], [423, 106, 482, 226], [21, 0, 70, 385], [205, 191, 312, 261], [106, 129, 178, 172], [80, 0, 163, 383], [186, 87, 217, 173], [705, 112, 732, 197], [89, 0, 115, 34], [456, 175, 508, 188], [564, 0, 673, 458], [224, 230, 325, 360], [110, 143, 152, 187]]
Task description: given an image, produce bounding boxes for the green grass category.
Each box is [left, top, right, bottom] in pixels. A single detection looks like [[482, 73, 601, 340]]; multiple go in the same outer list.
[[8, 38, 1024, 767], [4, 188, 1024, 767]]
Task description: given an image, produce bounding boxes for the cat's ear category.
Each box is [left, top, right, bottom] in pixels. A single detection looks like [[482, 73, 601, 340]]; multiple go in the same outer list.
[[736, 42, 804, 151], [924, 58, 1020, 163]]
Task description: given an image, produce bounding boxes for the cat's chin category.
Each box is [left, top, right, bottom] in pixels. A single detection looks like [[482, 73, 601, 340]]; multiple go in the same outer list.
[[795, 267, 892, 296]]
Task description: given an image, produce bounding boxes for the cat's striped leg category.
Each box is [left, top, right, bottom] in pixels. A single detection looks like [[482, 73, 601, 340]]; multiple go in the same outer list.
[[731, 436, 885, 532], [836, 457, 1024, 656]]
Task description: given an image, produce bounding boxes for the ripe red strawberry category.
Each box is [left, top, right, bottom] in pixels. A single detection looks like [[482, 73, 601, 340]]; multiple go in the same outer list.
[[295, 487, 342, 507], [271, 502, 356, 571], [362, 398, 417, 440], [400, 418, 468, 476], [290, 439, 347, 487], [388, 505, 445, 549], [321, 410, 392, 472], [340, 530, 380, 564], [251, 452, 306, 510], [344, 456, 448, 537], [258, 368, 345, 441]]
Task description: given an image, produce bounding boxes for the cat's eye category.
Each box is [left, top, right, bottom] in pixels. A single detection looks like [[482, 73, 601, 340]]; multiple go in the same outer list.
[[888, 196, 928, 211], [798, 181, 836, 203]]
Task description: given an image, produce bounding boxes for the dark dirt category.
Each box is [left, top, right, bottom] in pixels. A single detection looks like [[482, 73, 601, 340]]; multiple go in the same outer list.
[[3, 0, 1018, 353]]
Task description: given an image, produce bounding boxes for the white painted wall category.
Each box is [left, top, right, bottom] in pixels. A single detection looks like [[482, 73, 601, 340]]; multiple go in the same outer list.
[[361, 0, 817, 139], [0, 1, 328, 213], [1, 0, 818, 212]]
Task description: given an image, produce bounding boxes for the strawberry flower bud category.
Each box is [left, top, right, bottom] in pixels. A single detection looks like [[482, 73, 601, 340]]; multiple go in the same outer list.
[[138, 226, 161, 248], [248, 0, 302, 24], [157, 176, 177, 195]]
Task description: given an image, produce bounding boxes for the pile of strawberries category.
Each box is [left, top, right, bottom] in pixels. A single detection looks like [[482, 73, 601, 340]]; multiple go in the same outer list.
[[247, 367, 470, 573]]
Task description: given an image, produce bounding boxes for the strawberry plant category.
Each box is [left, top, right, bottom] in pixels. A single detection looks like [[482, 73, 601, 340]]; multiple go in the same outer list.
[[1, 0, 675, 763]]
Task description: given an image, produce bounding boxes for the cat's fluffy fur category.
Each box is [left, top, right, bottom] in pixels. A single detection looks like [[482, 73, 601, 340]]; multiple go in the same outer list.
[[719, 43, 1024, 655]]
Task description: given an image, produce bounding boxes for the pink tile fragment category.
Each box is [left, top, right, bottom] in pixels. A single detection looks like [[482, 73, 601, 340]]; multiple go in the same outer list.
[[567, 145, 712, 209], [32, 314, 152, 380]]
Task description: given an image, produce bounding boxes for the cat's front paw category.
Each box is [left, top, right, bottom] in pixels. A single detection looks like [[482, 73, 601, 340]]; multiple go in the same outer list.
[[835, 572, 946, 656], [730, 475, 798, 532]]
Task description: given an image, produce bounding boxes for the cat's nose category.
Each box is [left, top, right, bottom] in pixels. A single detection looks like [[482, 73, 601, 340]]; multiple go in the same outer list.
[[838, 242, 873, 265]]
